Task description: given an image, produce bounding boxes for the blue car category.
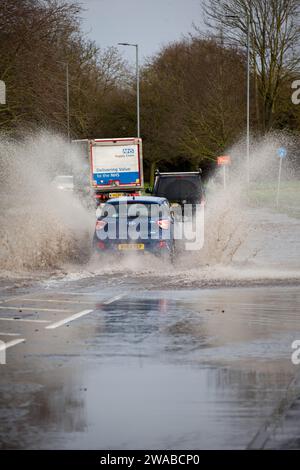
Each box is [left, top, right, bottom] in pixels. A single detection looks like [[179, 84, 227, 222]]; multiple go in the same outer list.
[[93, 196, 175, 259]]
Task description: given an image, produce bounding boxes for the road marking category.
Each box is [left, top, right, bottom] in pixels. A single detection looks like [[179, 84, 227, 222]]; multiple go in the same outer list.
[[0, 306, 70, 313], [0, 317, 50, 323], [0, 291, 103, 304], [0, 332, 21, 337], [45, 294, 125, 330], [47, 292, 102, 296], [45, 309, 94, 330], [51, 292, 124, 298], [0, 296, 28, 304], [103, 294, 125, 305], [16, 298, 96, 305], [0, 338, 25, 351]]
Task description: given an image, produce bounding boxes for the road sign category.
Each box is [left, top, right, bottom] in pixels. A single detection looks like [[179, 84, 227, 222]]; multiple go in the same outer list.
[[217, 155, 231, 166], [277, 147, 287, 159]]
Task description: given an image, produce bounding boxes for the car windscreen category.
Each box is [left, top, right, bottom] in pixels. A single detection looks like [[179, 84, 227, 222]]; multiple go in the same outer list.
[[100, 202, 169, 218], [154, 176, 203, 202]]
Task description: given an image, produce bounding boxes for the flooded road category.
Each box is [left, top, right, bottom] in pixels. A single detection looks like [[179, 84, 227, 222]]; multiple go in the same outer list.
[[1, 136, 300, 450], [0, 276, 300, 449]]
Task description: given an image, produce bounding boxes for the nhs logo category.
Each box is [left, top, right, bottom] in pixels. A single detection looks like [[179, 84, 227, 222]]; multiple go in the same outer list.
[[122, 147, 135, 155]]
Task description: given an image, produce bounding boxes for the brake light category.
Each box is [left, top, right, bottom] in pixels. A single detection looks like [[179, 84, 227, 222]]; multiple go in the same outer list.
[[95, 193, 106, 200], [157, 219, 170, 230], [96, 220, 107, 230]]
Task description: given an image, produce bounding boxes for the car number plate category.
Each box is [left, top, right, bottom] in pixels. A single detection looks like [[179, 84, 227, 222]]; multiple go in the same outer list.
[[118, 244, 144, 251], [109, 192, 125, 198]]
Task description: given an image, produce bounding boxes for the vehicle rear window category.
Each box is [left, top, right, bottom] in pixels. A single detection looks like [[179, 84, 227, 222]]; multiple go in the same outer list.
[[154, 176, 203, 202]]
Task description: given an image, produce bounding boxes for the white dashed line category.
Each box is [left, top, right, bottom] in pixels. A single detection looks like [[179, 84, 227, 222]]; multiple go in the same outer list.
[[16, 298, 96, 305], [0, 296, 28, 304], [48, 292, 101, 296], [0, 306, 70, 313], [45, 309, 94, 330], [0, 332, 21, 337], [103, 294, 125, 305], [0, 317, 50, 323], [45, 294, 125, 330], [0, 338, 25, 351]]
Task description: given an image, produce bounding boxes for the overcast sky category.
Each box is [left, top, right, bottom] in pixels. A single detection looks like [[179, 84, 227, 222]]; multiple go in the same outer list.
[[80, 0, 204, 64]]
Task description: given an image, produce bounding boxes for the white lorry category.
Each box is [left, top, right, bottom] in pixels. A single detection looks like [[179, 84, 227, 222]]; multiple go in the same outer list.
[[72, 137, 144, 205]]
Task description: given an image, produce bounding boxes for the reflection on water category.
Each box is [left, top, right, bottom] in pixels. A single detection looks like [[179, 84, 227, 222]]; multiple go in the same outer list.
[[0, 369, 86, 449], [0, 285, 299, 449]]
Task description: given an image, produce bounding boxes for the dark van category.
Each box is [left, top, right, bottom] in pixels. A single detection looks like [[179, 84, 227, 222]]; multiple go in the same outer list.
[[152, 170, 205, 211]]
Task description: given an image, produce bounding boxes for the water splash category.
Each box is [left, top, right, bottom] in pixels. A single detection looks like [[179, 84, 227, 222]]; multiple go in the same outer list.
[[0, 130, 299, 285], [0, 130, 94, 271]]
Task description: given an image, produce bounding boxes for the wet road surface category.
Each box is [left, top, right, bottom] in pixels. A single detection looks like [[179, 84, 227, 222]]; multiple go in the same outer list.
[[0, 276, 300, 449]]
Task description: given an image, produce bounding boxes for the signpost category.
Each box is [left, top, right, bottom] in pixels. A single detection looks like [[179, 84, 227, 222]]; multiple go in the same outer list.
[[276, 147, 287, 207], [217, 155, 231, 189]]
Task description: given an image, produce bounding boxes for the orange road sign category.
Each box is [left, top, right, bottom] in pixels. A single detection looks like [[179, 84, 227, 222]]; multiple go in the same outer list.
[[217, 155, 231, 166]]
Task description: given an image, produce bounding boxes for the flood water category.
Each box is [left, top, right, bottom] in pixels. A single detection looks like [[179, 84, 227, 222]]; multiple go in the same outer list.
[[0, 279, 299, 449]]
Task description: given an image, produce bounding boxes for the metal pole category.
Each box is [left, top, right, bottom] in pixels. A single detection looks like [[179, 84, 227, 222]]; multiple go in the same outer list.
[[223, 165, 226, 190], [66, 62, 70, 141], [246, 14, 250, 184], [136, 44, 140, 138], [225, 13, 251, 183], [118, 43, 140, 138], [276, 158, 283, 207]]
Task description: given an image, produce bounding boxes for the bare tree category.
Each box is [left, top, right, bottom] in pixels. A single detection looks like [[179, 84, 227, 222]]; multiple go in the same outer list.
[[0, 0, 128, 137], [131, 38, 246, 181], [203, 0, 300, 132]]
